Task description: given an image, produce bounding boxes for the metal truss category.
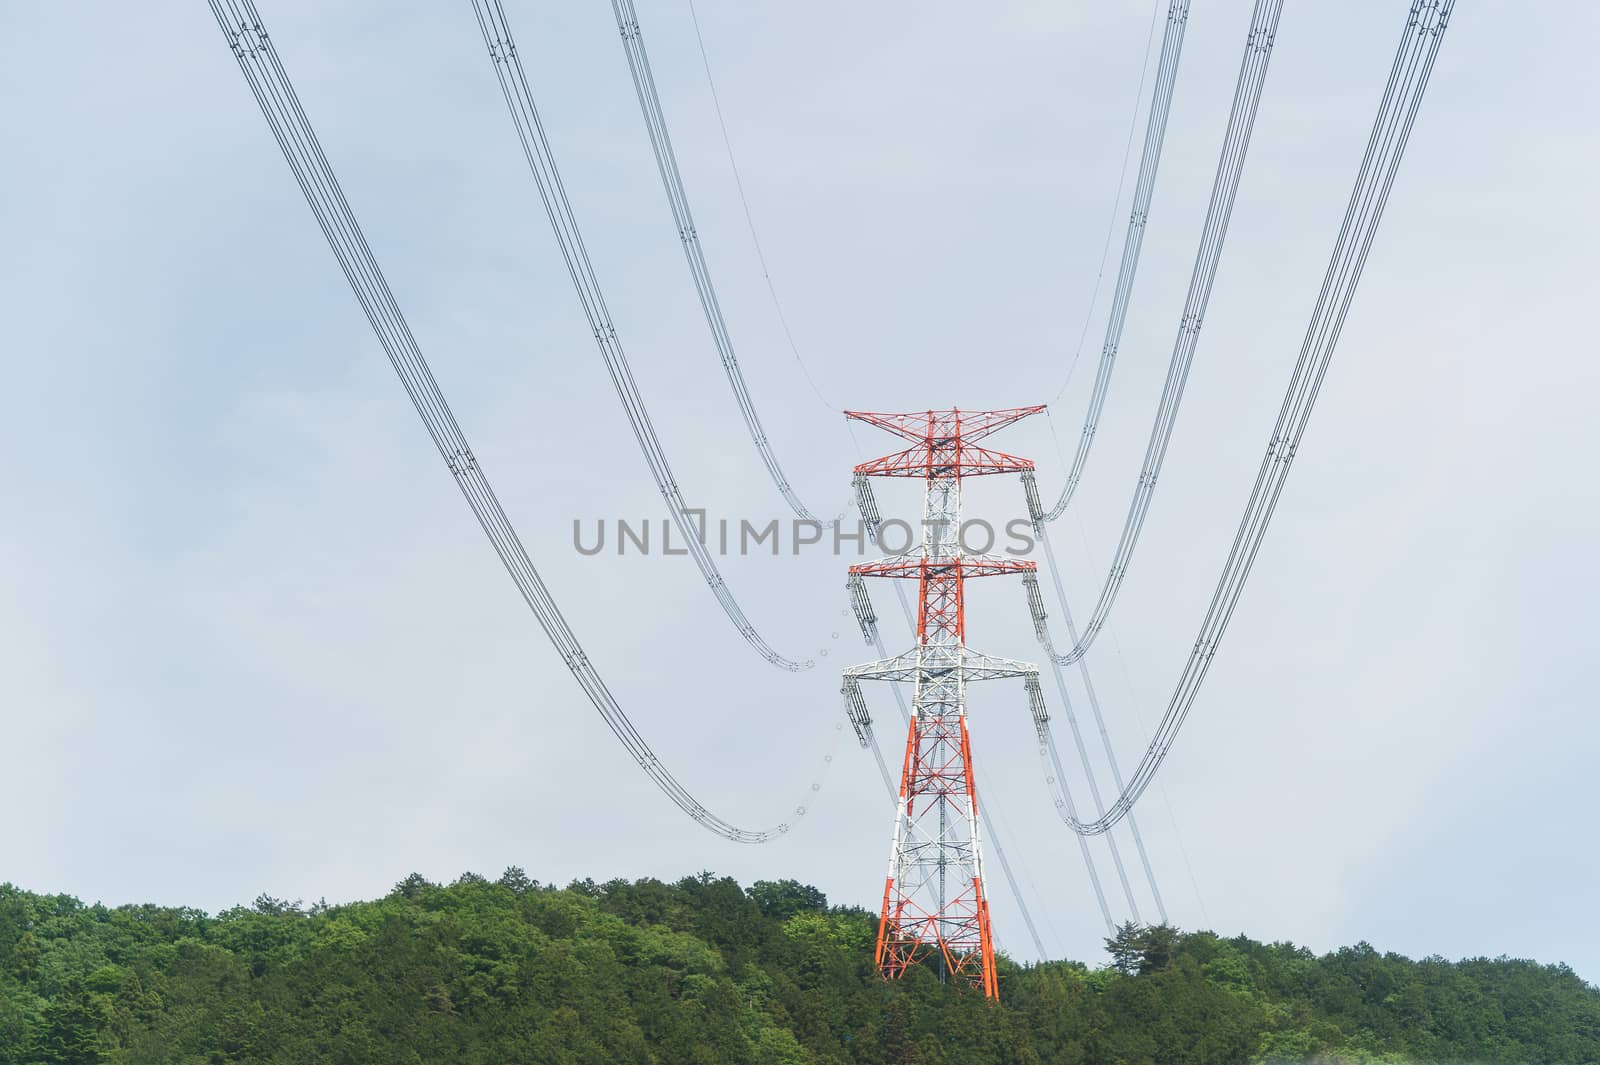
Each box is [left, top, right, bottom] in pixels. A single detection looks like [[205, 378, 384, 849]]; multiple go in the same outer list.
[[842, 407, 1042, 1000]]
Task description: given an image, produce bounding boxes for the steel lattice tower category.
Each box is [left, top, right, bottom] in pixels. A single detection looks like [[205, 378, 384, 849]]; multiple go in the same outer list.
[[844, 407, 1043, 1000]]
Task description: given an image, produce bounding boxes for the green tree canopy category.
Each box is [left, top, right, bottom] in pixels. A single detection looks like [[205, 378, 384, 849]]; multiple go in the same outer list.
[[0, 877, 1594, 1065]]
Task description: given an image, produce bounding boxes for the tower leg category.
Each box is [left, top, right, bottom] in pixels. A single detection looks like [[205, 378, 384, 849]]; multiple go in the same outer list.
[[876, 702, 996, 997]]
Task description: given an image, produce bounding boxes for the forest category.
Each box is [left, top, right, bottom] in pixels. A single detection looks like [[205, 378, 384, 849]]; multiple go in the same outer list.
[[2, 871, 1596, 1064]]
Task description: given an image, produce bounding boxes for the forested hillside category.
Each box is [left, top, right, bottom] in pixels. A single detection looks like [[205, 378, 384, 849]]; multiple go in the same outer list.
[[2, 872, 1595, 1064]]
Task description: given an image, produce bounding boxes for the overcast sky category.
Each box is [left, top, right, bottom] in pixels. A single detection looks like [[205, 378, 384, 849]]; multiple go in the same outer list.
[[3, 0, 1596, 983]]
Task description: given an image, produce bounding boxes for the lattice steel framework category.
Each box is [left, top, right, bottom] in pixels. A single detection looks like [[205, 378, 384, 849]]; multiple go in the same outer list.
[[844, 407, 1043, 1000]]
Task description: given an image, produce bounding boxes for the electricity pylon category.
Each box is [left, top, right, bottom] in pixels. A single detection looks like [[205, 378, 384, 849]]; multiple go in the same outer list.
[[842, 407, 1043, 1000]]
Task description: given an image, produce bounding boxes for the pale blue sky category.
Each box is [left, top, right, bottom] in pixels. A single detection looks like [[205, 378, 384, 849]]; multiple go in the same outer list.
[[2, 1, 1596, 983]]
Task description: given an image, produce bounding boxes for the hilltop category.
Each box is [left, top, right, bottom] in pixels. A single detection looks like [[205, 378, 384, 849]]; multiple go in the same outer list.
[[2, 872, 1596, 1064]]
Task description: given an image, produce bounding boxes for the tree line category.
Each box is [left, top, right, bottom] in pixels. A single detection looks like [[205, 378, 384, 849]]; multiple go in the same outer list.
[[2, 871, 1595, 1063]]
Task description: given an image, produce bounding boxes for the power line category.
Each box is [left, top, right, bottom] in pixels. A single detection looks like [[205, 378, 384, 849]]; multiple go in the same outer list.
[[1044, 0, 1188, 518], [206, 0, 838, 844], [1052, 0, 1168, 407], [1049, 0, 1190, 470], [1028, 595, 1146, 923], [1041, 419, 1187, 922], [1021, 0, 1285, 666], [468, 0, 812, 670], [1084, 513, 1209, 928], [1032, 526, 1169, 923], [611, 0, 830, 519], [1038, 0, 1456, 837]]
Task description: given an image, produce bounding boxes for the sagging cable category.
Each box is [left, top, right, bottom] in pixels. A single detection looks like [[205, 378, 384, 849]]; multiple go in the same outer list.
[[1036, 0, 1455, 836], [467, 0, 810, 671], [610, 0, 825, 522], [1031, 0, 1286, 666], [1044, 0, 1191, 518], [208, 0, 833, 844]]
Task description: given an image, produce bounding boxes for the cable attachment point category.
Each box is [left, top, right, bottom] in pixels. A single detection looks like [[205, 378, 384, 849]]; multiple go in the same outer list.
[[1024, 672, 1050, 744], [1020, 469, 1045, 533], [847, 573, 878, 645], [853, 474, 882, 534], [842, 678, 873, 749], [1022, 572, 1049, 642]]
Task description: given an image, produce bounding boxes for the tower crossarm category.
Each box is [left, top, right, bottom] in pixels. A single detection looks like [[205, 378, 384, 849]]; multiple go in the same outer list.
[[953, 650, 1038, 682], [850, 557, 1037, 580], [845, 648, 1039, 685], [845, 406, 1046, 445], [853, 443, 1037, 480], [843, 649, 920, 683]]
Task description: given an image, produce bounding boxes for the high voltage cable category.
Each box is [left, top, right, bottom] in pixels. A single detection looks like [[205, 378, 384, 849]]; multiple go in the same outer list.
[[1082, 512, 1209, 927], [1022, 0, 1285, 666], [1039, 0, 1456, 837], [1046, 0, 1191, 518], [206, 0, 837, 844], [1033, 528, 1168, 922], [1026, 566, 1148, 922], [1038, 667, 1143, 923], [609, 0, 826, 521], [1053, 0, 1167, 407], [467, 0, 810, 671]]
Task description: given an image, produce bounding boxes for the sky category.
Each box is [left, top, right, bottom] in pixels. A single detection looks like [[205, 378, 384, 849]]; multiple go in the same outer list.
[[2, 1, 1597, 984]]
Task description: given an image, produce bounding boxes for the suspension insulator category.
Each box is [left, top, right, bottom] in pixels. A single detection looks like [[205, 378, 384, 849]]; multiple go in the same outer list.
[[848, 573, 879, 644], [842, 678, 873, 748], [854, 474, 882, 533], [1022, 572, 1049, 641], [1020, 469, 1045, 531], [1025, 673, 1050, 744]]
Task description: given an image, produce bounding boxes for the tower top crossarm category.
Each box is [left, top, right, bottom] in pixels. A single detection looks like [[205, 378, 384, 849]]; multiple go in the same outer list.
[[846, 406, 1045, 479]]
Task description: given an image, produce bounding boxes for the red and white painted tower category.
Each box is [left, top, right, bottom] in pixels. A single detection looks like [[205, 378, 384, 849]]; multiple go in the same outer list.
[[843, 407, 1043, 1000]]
